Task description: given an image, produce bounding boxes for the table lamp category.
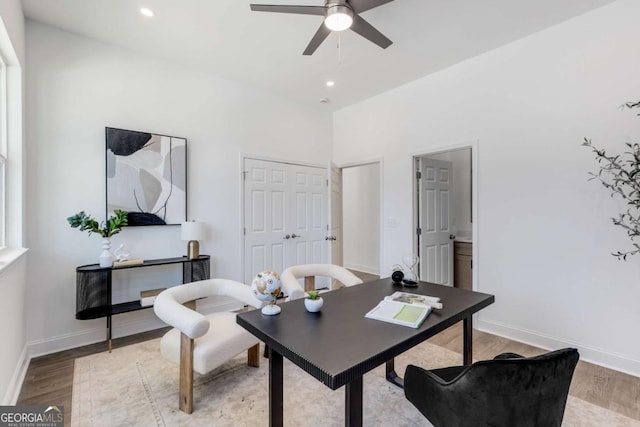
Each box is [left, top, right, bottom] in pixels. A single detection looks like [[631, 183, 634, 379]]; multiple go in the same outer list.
[[181, 221, 206, 259]]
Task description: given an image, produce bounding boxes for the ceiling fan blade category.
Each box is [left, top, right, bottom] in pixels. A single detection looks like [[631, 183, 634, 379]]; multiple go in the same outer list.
[[303, 23, 332, 55], [350, 14, 392, 49], [348, 0, 394, 14], [250, 4, 326, 16]]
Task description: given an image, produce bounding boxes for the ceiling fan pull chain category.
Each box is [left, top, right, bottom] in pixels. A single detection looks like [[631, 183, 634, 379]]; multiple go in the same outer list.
[[338, 32, 342, 64]]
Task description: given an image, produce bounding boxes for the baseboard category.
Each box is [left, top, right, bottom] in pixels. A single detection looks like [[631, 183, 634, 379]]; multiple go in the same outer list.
[[2, 345, 29, 405], [344, 262, 379, 276], [27, 299, 241, 359], [477, 317, 640, 378]]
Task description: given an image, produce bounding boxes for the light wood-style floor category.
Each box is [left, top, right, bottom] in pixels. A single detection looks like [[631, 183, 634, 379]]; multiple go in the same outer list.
[[17, 270, 640, 425]]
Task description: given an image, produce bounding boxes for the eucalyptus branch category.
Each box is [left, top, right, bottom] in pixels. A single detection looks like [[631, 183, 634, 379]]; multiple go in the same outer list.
[[583, 99, 640, 260]]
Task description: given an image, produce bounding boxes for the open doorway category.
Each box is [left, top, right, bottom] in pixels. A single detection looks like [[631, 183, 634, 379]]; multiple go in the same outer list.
[[339, 162, 381, 281], [413, 143, 477, 290]]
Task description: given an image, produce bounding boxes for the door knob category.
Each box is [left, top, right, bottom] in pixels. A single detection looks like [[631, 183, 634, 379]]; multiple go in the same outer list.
[[283, 234, 291, 240], [291, 233, 300, 239], [449, 234, 456, 240], [331, 236, 337, 241]]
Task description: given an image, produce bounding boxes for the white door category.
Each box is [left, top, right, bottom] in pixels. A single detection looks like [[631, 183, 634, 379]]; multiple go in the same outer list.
[[244, 158, 329, 288], [330, 165, 343, 265], [419, 157, 454, 286]]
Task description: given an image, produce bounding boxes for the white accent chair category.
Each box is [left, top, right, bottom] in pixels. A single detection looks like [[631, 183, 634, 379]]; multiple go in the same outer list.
[[153, 279, 262, 414], [280, 264, 363, 293]]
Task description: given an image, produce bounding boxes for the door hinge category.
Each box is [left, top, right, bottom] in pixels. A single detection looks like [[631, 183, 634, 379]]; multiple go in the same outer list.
[[326, 179, 329, 187], [416, 171, 421, 180], [326, 224, 329, 231], [242, 171, 248, 180], [417, 227, 422, 235], [243, 227, 246, 235]]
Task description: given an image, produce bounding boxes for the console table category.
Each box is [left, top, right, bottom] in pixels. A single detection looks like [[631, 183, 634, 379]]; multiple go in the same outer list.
[[76, 255, 210, 351]]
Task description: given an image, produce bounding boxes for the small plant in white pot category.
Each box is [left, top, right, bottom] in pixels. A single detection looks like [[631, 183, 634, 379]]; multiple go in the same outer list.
[[304, 290, 323, 313]]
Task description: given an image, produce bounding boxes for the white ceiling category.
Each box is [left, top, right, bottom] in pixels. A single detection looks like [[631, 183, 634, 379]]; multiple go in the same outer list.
[[21, 0, 613, 111]]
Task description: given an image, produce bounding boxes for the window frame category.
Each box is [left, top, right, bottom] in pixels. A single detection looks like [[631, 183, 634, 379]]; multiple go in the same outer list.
[[0, 51, 7, 248]]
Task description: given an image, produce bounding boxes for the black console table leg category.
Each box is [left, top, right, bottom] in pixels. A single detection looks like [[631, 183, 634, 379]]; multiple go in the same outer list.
[[345, 376, 363, 427], [107, 314, 112, 353], [268, 347, 283, 427], [385, 358, 404, 388]]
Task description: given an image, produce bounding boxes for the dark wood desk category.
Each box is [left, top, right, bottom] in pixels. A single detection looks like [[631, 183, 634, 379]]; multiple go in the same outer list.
[[236, 279, 494, 427]]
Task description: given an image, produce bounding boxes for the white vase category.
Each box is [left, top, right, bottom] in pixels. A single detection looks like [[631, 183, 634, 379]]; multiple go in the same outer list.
[[99, 237, 114, 268], [304, 297, 323, 313]]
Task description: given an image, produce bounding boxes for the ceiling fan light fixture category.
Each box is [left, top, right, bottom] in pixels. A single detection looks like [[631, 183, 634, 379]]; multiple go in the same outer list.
[[139, 7, 154, 17], [324, 5, 353, 32]]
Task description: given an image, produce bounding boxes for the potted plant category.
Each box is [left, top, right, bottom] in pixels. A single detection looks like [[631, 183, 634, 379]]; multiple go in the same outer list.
[[583, 100, 640, 260], [304, 290, 323, 312], [67, 210, 128, 267]]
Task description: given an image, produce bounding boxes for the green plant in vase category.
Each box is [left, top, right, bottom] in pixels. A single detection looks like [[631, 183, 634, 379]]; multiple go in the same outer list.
[[306, 290, 321, 300], [304, 290, 323, 312], [67, 210, 128, 266]]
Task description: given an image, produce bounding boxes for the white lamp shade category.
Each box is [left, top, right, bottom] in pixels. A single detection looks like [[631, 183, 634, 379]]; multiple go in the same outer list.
[[181, 221, 206, 241]]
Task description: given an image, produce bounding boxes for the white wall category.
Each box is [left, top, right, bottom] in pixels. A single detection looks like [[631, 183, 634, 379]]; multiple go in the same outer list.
[[334, 0, 640, 375], [342, 163, 380, 274], [0, 0, 27, 404], [25, 21, 331, 355], [424, 148, 472, 237]]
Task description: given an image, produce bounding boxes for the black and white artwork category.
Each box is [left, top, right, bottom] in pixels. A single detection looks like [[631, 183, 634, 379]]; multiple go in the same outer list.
[[106, 127, 186, 226]]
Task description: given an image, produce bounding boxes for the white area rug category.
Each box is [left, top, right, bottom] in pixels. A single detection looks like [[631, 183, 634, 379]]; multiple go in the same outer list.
[[71, 338, 640, 426]]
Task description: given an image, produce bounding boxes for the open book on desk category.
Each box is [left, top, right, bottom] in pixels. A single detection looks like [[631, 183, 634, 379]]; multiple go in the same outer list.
[[365, 300, 431, 329]]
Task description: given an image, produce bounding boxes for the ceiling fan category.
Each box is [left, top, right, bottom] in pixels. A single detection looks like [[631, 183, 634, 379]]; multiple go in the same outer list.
[[250, 0, 394, 55]]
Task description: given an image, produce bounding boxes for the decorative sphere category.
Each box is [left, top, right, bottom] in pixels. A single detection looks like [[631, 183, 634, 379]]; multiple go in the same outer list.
[[251, 270, 282, 304], [391, 269, 404, 284]]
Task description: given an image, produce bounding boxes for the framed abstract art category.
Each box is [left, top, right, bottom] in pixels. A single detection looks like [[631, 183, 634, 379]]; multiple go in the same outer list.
[[106, 127, 187, 226]]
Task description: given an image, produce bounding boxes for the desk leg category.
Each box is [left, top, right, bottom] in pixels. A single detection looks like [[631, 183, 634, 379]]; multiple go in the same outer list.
[[268, 346, 283, 427], [385, 358, 404, 388], [345, 376, 363, 427], [463, 316, 472, 365]]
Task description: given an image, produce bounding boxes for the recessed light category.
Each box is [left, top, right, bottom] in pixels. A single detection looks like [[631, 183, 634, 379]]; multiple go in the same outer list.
[[326, 80, 335, 87], [140, 7, 154, 17]]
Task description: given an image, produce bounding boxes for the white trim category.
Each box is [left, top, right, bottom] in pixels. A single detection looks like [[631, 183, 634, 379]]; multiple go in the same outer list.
[[411, 140, 479, 290], [333, 157, 384, 277], [27, 299, 240, 358], [336, 157, 382, 169], [477, 317, 640, 378], [328, 161, 338, 264], [2, 344, 28, 405], [343, 262, 379, 275], [0, 247, 26, 277], [242, 153, 326, 170]]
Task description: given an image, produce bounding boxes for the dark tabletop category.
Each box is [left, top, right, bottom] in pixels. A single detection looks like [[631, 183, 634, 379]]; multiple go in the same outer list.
[[237, 278, 494, 389]]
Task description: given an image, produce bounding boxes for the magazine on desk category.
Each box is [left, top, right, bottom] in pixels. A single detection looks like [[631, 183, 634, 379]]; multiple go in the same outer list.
[[384, 291, 443, 309], [365, 292, 442, 328]]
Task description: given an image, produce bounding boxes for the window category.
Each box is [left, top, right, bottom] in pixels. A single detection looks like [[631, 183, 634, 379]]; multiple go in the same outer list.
[[0, 52, 6, 248], [0, 20, 23, 254]]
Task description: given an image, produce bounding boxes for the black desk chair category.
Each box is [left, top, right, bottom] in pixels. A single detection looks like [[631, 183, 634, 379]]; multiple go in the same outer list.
[[404, 348, 579, 427]]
